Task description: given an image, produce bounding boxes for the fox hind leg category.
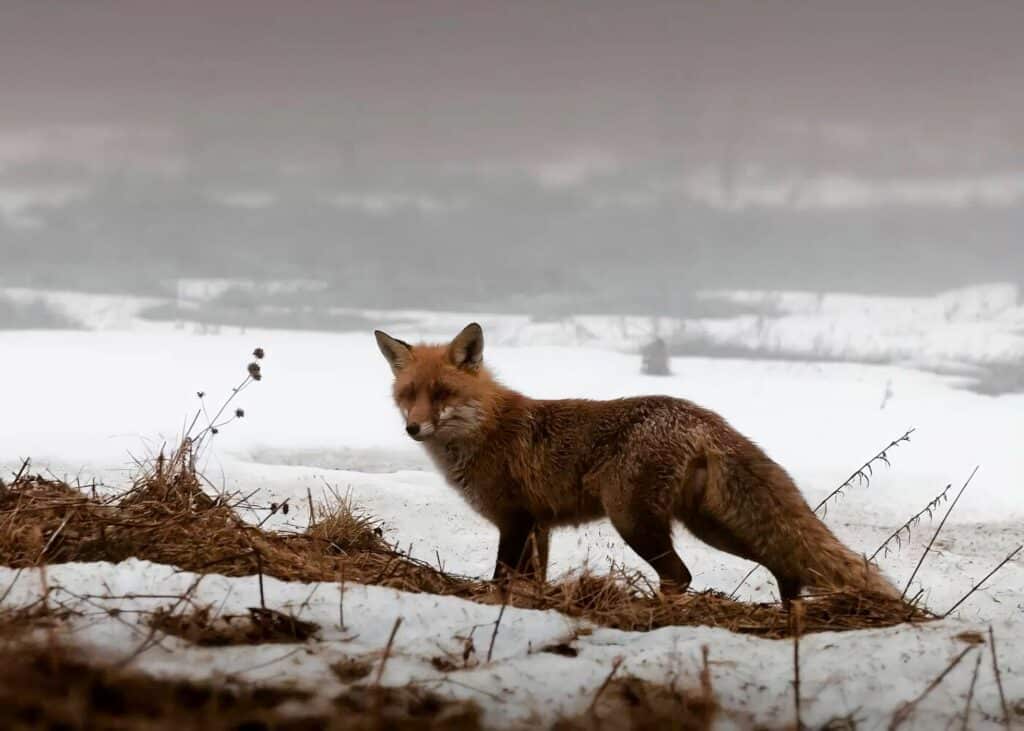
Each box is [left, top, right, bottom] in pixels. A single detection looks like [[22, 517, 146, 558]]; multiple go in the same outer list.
[[603, 497, 692, 594]]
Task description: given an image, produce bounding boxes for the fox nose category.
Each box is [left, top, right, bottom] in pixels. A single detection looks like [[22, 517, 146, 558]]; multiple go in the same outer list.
[[405, 423, 421, 437]]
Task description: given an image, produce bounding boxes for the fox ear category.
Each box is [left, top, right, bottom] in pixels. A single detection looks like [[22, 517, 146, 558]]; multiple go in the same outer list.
[[374, 330, 412, 375], [448, 322, 484, 370]]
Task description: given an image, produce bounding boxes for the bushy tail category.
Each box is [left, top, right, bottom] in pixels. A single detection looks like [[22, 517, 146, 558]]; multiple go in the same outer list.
[[701, 448, 901, 600]]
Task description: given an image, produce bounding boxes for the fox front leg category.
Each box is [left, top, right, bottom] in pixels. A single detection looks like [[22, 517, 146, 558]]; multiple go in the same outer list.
[[493, 514, 546, 581]]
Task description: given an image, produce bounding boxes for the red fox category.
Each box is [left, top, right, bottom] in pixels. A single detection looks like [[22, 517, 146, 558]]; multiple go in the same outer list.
[[374, 323, 898, 602]]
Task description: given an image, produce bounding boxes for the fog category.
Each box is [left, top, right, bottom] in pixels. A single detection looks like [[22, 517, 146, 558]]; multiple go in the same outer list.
[[1, 0, 1022, 312]]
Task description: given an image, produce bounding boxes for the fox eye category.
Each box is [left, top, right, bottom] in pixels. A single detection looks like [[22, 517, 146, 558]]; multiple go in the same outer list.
[[398, 384, 416, 401]]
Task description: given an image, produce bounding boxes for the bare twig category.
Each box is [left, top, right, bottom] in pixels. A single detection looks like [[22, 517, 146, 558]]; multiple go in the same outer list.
[[0, 567, 24, 604], [888, 645, 976, 730], [12, 457, 30, 485], [961, 649, 983, 731], [988, 626, 1011, 731], [254, 550, 266, 610], [115, 574, 204, 667], [588, 656, 624, 713], [338, 568, 346, 630], [374, 617, 403, 686], [486, 582, 511, 663], [870, 483, 953, 561], [814, 427, 916, 516], [901, 467, 977, 599], [942, 545, 1023, 618], [34, 510, 75, 564]]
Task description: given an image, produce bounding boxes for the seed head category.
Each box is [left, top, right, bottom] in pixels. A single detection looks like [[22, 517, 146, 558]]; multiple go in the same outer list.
[[247, 362, 262, 381], [253, 347, 265, 360], [235, 408, 245, 418]]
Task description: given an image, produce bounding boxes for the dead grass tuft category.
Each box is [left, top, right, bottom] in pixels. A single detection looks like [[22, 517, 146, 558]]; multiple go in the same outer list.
[[331, 656, 375, 682], [0, 452, 932, 639], [0, 601, 69, 639], [149, 604, 319, 646], [556, 650, 724, 731], [308, 490, 387, 554]]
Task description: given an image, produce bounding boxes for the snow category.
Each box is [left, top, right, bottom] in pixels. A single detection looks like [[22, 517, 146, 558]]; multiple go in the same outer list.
[[2, 558, 1021, 729], [1, 285, 1023, 728]]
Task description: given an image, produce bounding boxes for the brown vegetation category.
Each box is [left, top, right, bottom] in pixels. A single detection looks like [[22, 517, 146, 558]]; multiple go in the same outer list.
[[149, 604, 319, 646], [0, 643, 482, 731], [0, 445, 931, 640]]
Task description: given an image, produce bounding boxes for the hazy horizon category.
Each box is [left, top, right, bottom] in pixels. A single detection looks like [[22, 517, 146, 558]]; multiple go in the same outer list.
[[2, 1, 1022, 309]]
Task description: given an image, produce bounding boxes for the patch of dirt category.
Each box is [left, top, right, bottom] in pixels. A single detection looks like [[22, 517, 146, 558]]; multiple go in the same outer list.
[[331, 656, 375, 683], [555, 649, 727, 731], [149, 605, 319, 646], [0, 643, 482, 730]]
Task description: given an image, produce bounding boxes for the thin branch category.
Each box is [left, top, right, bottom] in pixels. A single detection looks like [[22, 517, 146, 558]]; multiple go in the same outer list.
[[486, 582, 511, 663], [374, 617, 403, 686], [254, 550, 266, 610], [12, 457, 30, 485], [901, 467, 977, 599], [814, 428, 915, 516], [34, 510, 75, 564], [942, 545, 1023, 618], [988, 626, 1011, 731], [338, 568, 346, 631], [888, 645, 976, 730], [960, 650, 983, 731], [588, 656, 624, 713]]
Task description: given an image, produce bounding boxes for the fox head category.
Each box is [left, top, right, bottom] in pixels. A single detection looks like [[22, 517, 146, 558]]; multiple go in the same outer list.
[[374, 323, 494, 442]]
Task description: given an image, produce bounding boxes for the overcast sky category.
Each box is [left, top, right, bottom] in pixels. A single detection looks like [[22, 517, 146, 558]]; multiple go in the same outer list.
[[3, 0, 1023, 171], [2, 1, 1022, 300]]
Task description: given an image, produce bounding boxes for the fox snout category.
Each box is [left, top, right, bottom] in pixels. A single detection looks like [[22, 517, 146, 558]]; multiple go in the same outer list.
[[404, 420, 435, 441]]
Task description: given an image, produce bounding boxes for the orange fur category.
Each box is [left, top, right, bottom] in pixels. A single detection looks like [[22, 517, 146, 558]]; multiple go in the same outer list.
[[374, 324, 899, 602]]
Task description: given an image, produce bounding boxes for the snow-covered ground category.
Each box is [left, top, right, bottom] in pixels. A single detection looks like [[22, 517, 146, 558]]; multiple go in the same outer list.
[[1, 286, 1022, 728]]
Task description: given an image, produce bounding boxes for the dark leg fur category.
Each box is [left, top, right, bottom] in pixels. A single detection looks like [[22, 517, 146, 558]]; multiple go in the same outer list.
[[607, 510, 692, 593], [774, 574, 803, 607], [494, 515, 549, 582]]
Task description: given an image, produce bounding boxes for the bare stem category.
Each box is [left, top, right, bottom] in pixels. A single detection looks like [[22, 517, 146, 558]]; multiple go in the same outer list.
[[870, 483, 953, 561], [888, 645, 976, 731], [942, 545, 1023, 618], [901, 466, 977, 600]]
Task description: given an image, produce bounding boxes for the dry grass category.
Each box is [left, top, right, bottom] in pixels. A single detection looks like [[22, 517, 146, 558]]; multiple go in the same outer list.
[[331, 656, 375, 683], [556, 676, 720, 731], [149, 604, 319, 646], [0, 447, 932, 640], [308, 489, 387, 554], [0, 642, 482, 730], [555, 647, 732, 731], [0, 601, 68, 639]]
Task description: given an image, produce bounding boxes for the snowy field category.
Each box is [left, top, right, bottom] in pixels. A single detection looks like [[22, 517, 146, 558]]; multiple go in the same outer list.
[[1, 286, 1023, 728]]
